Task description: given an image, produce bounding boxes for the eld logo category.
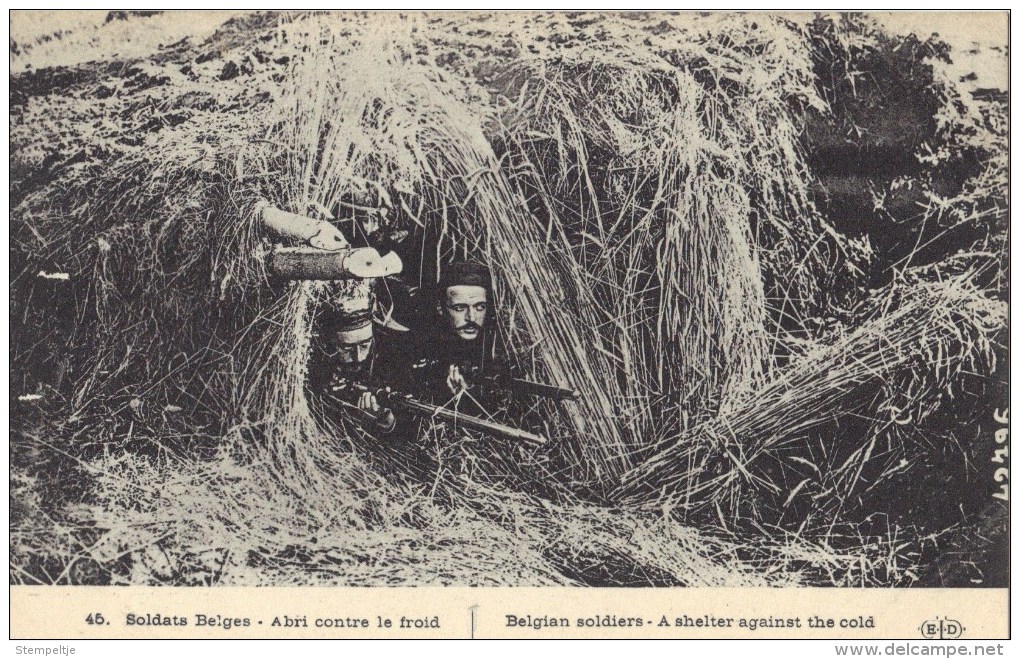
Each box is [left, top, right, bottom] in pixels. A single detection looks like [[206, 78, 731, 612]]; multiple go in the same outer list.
[[919, 618, 965, 640]]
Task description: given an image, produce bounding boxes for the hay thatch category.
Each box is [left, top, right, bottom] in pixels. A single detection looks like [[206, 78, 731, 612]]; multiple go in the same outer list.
[[10, 11, 1008, 586], [614, 275, 1007, 522]]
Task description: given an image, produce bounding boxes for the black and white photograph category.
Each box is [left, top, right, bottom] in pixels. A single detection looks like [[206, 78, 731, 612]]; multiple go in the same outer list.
[[8, 8, 1010, 640]]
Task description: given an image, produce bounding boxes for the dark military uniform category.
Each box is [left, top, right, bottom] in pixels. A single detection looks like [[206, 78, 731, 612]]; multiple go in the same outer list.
[[306, 314, 434, 482], [414, 326, 510, 417], [305, 307, 403, 433], [411, 262, 512, 419]]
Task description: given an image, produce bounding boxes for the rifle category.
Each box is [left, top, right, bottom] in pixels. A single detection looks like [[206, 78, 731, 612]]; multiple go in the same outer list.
[[339, 382, 549, 446], [508, 377, 579, 401], [467, 371, 578, 402], [422, 361, 579, 403]]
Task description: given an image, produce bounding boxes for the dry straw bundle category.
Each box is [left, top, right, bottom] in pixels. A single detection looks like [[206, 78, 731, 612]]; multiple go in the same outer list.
[[615, 275, 1006, 519], [10, 11, 1007, 585]]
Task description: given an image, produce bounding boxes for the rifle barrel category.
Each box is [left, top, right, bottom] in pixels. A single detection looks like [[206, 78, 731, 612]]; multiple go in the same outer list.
[[344, 383, 548, 446], [393, 396, 548, 446], [510, 378, 579, 401]]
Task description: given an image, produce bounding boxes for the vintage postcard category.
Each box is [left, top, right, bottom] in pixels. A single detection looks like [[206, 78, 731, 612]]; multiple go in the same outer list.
[[8, 9, 1010, 644]]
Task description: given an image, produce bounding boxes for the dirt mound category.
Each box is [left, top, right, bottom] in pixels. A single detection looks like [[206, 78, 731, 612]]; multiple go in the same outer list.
[[10, 11, 1007, 586]]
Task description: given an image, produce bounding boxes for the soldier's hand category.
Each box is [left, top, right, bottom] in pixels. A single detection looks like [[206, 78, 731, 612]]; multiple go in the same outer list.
[[376, 407, 396, 432], [357, 392, 395, 432], [447, 365, 468, 395], [358, 391, 379, 414]]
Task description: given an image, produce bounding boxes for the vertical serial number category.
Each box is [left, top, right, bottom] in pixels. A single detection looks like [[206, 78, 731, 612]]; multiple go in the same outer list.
[[992, 407, 1008, 501]]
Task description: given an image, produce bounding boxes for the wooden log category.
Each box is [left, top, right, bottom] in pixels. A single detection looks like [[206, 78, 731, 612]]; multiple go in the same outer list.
[[268, 246, 403, 280], [258, 202, 349, 250]]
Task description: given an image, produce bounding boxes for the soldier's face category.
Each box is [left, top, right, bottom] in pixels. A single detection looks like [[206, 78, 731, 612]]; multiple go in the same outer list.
[[333, 324, 374, 364], [441, 285, 487, 341]]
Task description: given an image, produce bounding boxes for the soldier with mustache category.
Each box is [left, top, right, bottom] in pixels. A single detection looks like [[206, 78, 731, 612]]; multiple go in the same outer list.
[[306, 306, 401, 433], [417, 262, 510, 415]]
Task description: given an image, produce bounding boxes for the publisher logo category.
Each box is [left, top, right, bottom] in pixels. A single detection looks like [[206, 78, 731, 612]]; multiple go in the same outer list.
[[919, 618, 965, 639]]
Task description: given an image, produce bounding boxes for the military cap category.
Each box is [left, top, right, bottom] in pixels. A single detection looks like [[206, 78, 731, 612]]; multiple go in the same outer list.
[[437, 262, 492, 293], [316, 306, 373, 333]]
